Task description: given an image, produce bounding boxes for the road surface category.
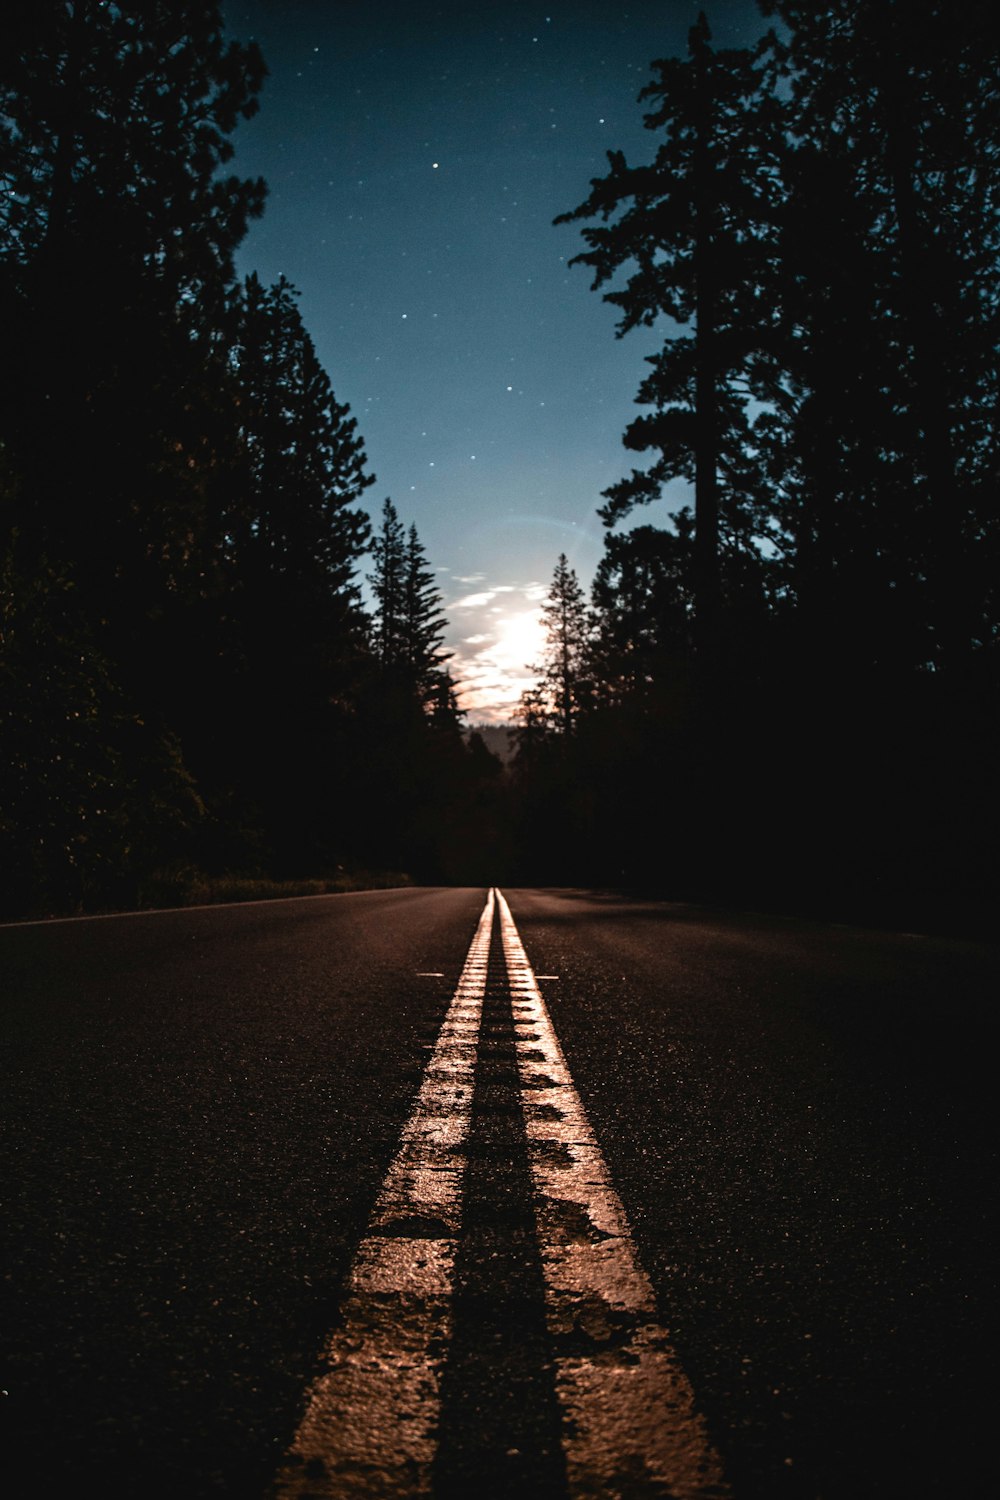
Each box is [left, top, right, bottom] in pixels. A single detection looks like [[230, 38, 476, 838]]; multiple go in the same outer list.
[[1, 886, 994, 1497]]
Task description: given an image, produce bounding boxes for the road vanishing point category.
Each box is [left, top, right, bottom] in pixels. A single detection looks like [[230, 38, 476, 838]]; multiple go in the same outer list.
[[1, 885, 994, 1498]]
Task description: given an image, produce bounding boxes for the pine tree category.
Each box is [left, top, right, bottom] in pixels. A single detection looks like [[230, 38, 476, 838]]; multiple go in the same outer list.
[[513, 683, 551, 747], [0, 1, 269, 909], [531, 553, 592, 737], [0, 536, 202, 915], [589, 523, 694, 708], [369, 501, 459, 723], [192, 273, 377, 873], [0, 1, 267, 599], [231, 273, 372, 601], [557, 15, 782, 661], [402, 523, 456, 717], [0, 1, 265, 288], [369, 498, 407, 667], [760, 0, 1000, 675]]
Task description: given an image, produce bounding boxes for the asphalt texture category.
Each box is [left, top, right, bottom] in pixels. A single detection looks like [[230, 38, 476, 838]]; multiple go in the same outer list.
[[1, 886, 995, 1498]]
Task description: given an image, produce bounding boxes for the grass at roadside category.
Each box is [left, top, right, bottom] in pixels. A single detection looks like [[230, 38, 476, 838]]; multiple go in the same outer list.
[[138, 867, 415, 911]]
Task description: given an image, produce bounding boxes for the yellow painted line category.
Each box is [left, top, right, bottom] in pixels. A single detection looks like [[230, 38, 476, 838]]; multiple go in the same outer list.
[[272, 890, 495, 1498], [495, 888, 731, 1500]]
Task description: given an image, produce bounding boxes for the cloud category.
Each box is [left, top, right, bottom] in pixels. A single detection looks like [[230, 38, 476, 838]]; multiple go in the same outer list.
[[450, 590, 497, 610], [446, 582, 548, 723]]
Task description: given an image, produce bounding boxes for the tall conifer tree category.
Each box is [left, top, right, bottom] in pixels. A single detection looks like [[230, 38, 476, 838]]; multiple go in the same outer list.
[[557, 15, 781, 661], [230, 273, 372, 601], [369, 498, 407, 668], [402, 523, 457, 719], [0, 0, 267, 603], [761, 0, 1000, 674], [531, 553, 591, 737]]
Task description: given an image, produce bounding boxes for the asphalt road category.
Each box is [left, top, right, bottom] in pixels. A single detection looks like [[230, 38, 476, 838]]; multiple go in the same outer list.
[[1, 886, 994, 1498]]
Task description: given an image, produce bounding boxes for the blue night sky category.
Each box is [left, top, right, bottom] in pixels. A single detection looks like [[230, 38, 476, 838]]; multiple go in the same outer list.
[[224, 0, 763, 719]]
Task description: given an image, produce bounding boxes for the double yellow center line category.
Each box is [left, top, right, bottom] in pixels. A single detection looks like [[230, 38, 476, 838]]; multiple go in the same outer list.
[[273, 888, 728, 1498]]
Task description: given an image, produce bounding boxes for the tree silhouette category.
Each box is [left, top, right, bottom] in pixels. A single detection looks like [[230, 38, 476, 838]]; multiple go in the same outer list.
[[402, 523, 458, 722], [230, 273, 372, 598], [190, 272, 377, 875], [369, 498, 408, 667], [589, 523, 694, 709], [557, 14, 781, 661], [369, 499, 459, 723], [1, 0, 266, 601], [0, 536, 202, 914], [526, 0, 1000, 924], [759, 0, 1000, 676], [0, 0, 270, 912], [522, 553, 592, 738]]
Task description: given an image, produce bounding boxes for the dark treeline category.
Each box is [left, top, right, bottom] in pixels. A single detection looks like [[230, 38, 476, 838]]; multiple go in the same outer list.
[[510, 0, 1000, 931], [2, 1, 997, 931], [0, 1, 503, 917]]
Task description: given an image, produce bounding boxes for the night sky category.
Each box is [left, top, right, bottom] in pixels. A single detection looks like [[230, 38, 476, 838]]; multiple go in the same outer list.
[[224, 0, 764, 720]]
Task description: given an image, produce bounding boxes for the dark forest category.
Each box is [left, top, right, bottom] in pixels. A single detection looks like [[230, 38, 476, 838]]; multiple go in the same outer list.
[[2, 0, 997, 932]]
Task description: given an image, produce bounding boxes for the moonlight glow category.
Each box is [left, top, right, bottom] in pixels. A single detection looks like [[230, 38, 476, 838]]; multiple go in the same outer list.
[[448, 587, 549, 721]]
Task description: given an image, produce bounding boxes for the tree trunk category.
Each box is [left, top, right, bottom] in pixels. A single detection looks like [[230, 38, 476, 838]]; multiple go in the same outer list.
[[692, 31, 721, 670]]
